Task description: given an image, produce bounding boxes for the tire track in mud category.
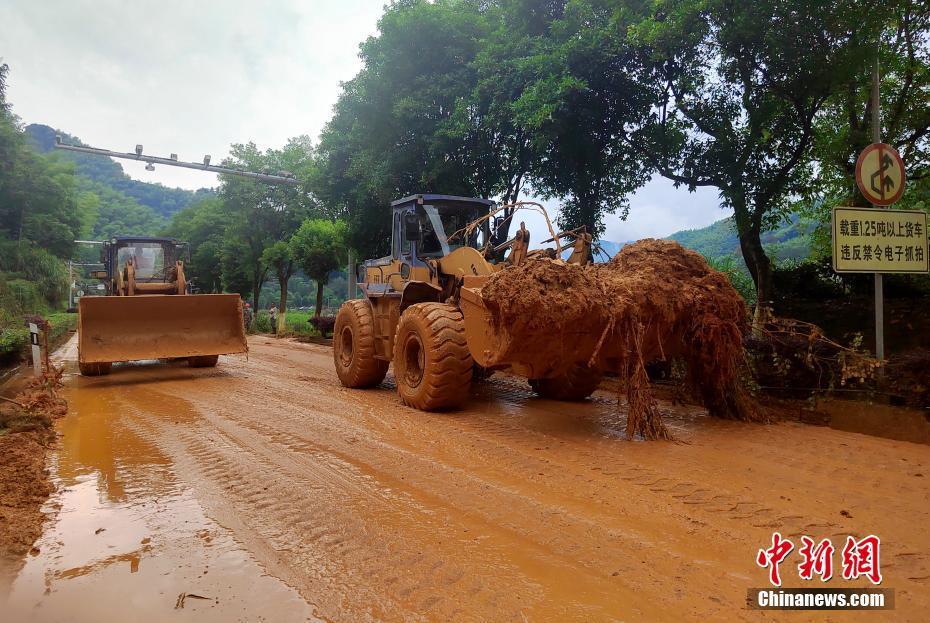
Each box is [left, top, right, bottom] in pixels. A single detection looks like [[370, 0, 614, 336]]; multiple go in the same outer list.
[[117, 386, 588, 621], [101, 339, 929, 621], [122, 383, 671, 621]]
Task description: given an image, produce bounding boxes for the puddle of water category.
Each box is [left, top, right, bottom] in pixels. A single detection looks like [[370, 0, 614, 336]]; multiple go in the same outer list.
[[819, 397, 930, 445], [3, 355, 316, 623]]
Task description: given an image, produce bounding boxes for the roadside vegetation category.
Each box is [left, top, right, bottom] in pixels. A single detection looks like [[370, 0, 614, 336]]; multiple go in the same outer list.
[[1, 0, 929, 364]]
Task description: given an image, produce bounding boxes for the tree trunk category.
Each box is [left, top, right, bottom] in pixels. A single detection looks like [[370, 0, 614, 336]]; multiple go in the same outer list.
[[277, 279, 288, 335], [276, 262, 291, 335], [736, 216, 773, 330], [492, 174, 524, 248], [315, 281, 324, 318], [251, 282, 261, 317]]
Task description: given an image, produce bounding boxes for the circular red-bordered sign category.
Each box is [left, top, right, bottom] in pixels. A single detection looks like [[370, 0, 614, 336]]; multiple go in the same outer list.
[[855, 143, 906, 206]]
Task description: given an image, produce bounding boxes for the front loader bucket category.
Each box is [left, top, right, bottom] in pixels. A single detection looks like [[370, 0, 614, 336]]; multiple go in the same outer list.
[[78, 294, 247, 364], [459, 277, 608, 380]]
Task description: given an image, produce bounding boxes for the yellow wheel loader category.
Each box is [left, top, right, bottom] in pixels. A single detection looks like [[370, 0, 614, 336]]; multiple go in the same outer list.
[[77, 236, 248, 376], [333, 194, 595, 410]]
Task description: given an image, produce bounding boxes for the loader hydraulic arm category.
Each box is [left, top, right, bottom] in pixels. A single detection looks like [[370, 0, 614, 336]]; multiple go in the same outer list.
[[492, 222, 530, 266]]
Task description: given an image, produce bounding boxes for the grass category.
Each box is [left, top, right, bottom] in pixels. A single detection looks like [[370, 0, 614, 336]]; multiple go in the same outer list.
[[0, 311, 77, 366], [252, 310, 327, 338]]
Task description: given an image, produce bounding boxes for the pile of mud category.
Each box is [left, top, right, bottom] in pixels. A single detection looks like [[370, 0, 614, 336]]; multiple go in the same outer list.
[[481, 239, 761, 439], [0, 367, 66, 564]]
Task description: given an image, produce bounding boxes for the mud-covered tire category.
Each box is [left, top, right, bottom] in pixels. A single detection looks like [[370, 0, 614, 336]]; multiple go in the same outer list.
[[529, 365, 602, 401], [189, 355, 219, 368], [79, 361, 111, 376], [393, 303, 473, 411], [333, 299, 389, 388]]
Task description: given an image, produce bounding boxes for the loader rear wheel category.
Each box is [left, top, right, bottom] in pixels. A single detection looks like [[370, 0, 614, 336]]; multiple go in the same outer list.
[[333, 300, 388, 388], [79, 361, 111, 376], [189, 355, 219, 368], [393, 303, 473, 411], [529, 365, 602, 401]]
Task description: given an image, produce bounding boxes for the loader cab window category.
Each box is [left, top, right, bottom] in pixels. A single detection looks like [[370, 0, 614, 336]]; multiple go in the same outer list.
[[413, 204, 486, 259], [117, 242, 166, 280]]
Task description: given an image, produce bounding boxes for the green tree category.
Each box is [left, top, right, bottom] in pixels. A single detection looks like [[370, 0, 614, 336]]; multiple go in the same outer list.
[[290, 219, 348, 317], [805, 0, 930, 255], [0, 61, 9, 115], [513, 0, 654, 236], [261, 241, 296, 333], [219, 137, 316, 311], [314, 0, 529, 257], [0, 65, 90, 263], [630, 0, 877, 324], [164, 197, 226, 292], [83, 178, 166, 239]]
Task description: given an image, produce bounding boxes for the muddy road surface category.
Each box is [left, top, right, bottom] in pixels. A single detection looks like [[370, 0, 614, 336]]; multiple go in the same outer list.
[[2, 336, 928, 622]]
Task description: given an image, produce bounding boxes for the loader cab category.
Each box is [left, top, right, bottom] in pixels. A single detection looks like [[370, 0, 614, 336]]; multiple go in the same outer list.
[[360, 194, 494, 296], [100, 237, 189, 295], [390, 194, 494, 264]]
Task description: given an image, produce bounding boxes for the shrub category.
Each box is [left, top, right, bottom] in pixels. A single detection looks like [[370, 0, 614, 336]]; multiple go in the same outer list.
[[0, 239, 68, 308], [4, 279, 43, 314], [308, 316, 336, 337], [703, 255, 757, 304]]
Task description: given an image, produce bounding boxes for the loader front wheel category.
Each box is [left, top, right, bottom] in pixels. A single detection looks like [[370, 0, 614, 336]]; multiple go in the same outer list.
[[393, 303, 473, 411], [334, 300, 388, 388], [529, 365, 602, 401], [189, 355, 219, 368], [79, 361, 111, 376]]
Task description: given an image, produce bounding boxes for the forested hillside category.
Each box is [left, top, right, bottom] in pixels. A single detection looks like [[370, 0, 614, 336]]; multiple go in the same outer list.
[[1, 65, 78, 359], [593, 214, 811, 264], [2, 0, 928, 349], [25, 124, 212, 219], [669, 214, 812, 263]]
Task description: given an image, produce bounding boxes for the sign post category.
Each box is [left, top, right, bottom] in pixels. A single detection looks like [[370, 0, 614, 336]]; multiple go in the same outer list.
[[841, 133, 918, 362], [28, 322, 42, 377], [852, 56, 908, 361], [870, 58, 884, 362]]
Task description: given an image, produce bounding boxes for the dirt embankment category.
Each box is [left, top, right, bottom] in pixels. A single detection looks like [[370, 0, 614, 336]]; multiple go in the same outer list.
[[0, 430, 53, 563], [0, 369, 67, 571]]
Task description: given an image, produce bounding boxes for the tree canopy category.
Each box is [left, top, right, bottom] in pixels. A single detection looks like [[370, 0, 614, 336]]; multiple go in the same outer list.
[[290, 218, 348, 317], [628, 0, 878, 321], [5, 0, 930, 330]]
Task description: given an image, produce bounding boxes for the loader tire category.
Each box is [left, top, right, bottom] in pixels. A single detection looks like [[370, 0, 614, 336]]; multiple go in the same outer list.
[[529, 365, 602, 401], [189, 355, 219, 368], [393, 303, 473, 411], [79, 361, 111, 376], [334, 299, 388, 388]]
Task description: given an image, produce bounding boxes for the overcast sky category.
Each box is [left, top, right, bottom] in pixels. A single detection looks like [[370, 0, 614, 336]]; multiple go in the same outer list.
[[0, 0, 727, 242]]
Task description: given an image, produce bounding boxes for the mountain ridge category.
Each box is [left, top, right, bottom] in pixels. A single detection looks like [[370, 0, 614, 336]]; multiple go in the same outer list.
[[25, 123, 213, 219], [596, 214, 811, 263]]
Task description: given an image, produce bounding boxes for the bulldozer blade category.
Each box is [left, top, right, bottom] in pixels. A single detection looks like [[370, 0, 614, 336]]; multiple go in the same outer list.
[[78, 294, 247, 364]]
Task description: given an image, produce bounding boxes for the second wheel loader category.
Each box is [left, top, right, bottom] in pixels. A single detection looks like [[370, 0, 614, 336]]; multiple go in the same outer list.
[[333, 194, 597, 410], [77, 236, 247, 376]]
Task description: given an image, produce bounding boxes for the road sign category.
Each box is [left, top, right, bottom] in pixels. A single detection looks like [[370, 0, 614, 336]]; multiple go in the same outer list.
[[832, 206, 928, 273], [855, 143, 906, 206]]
